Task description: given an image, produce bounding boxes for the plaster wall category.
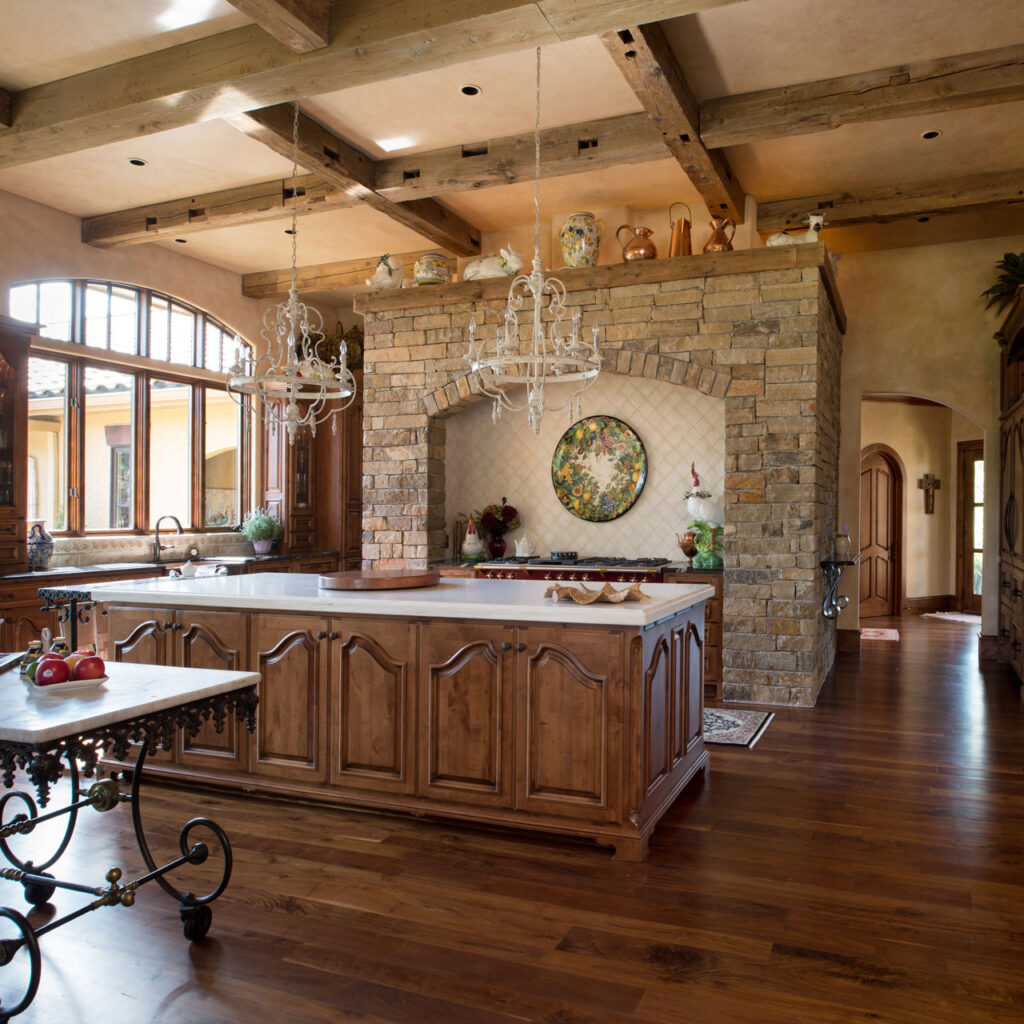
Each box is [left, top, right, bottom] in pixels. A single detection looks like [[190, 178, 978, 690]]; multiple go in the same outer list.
[[836, 235, 1021, 632]]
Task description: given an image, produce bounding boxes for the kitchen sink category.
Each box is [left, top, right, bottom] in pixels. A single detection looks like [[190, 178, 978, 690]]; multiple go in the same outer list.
[[197, 555, 251, 563]]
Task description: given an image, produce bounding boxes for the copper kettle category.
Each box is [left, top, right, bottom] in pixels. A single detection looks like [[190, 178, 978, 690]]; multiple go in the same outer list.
[[616, 224, 657, 262], [668, 202, 692, 258], [703, 216, 735, 254]]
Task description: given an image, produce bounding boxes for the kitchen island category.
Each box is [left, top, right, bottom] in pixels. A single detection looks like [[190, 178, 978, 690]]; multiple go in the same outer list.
[[88, 573, 712, 860]]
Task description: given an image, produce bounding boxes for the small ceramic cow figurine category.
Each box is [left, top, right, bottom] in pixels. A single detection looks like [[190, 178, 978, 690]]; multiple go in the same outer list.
[[766, 213, 827, 247], [463, 247, 524, 280]]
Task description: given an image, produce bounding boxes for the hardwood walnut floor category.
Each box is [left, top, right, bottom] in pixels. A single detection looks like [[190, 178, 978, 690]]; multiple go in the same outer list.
[[3, 615, 1022, 1024]]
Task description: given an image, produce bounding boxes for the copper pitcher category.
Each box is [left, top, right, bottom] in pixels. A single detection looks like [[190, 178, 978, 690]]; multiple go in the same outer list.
[[616, 224, 657, 262], [703, 216, 735, 254], [668, 202, 692, 258]]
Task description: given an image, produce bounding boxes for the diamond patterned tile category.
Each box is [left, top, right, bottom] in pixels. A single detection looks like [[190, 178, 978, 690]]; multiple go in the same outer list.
[[445, 373, 724, 559]]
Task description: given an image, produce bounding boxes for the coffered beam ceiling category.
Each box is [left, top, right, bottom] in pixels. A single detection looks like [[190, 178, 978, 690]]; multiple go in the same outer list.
[[701, 43, 1024, 149], [242, 249, 438, 298], [81, 112, 665, 247], [757, 168, 1024, 233], [0, 0, 741, 170], [229, 103, 481, 255], [226, 0, 330, 53], [601, 22, 745, 223]]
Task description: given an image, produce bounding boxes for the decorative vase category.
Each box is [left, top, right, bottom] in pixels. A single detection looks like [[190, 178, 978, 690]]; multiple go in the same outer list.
[[27, 521, 54, 571], [559, 212, 604, 268], [252, 539, 273, 555], [413, 252, 452, 285], [488, 532, 507, 559], [676, 530, 698, 560], [616, 224, 657, 262]]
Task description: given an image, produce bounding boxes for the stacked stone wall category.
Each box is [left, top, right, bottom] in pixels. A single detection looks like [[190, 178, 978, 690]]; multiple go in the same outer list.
[[355, 247, 844, 705]]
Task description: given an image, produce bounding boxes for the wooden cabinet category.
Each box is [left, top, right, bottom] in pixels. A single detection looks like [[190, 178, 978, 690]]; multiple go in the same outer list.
[[663, 568, 723, 699], [996, 287, 1024, 682], [250, 613, 329, 782], [315, 370, 363, 569], [0, 316, 33, 574], [419, 622, 515, 808]]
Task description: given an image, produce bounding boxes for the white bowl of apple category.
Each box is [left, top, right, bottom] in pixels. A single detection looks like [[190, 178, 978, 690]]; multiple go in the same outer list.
[[25, 649, 107, 693]]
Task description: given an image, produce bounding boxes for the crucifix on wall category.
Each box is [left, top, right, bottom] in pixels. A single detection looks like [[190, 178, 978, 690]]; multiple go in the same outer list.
[[918, 473, 940, 514]]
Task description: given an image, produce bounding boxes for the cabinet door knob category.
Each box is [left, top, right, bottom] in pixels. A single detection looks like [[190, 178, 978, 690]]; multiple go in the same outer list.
[[515, 642, 526, 652], [316, 630, 328, 640], [328, 631, 339, 640], [174, 622, 183, 631], [162, 621, 173, 629], [500, 641, 512, 651]]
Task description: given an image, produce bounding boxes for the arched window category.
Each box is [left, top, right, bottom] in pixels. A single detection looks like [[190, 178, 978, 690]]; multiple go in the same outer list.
[[11, 279, 253, 535]]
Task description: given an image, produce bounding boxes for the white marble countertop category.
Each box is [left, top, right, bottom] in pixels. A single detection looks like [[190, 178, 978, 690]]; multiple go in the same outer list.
[[1, 661, 260, 746], [85, 573, 713, 627]]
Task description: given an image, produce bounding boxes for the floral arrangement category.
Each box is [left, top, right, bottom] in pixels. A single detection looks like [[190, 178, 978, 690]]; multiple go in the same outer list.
[[684, 461, 711, 500], [688, 519, 723, 568], [240, 505, 283, 542], [475, 496, 521, 538]]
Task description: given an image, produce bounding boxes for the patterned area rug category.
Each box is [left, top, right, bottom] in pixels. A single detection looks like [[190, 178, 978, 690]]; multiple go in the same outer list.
[[703, 707, 774, 748], [861, 627, 900, 641], [923, 612, 982, 624]]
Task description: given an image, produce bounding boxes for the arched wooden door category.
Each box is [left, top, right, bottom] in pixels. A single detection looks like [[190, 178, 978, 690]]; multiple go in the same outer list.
[[860, 447, 902, 618]]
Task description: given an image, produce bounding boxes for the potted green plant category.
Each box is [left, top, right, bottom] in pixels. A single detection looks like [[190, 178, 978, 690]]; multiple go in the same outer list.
[[241, 506, 282, 554], [981, 252, 1024, 314], [688, 519, 723, 569]]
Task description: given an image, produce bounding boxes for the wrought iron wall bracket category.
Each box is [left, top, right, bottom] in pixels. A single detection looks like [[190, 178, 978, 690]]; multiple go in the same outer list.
[[36, 587, 96, 651], [820, 559, 855, 618]]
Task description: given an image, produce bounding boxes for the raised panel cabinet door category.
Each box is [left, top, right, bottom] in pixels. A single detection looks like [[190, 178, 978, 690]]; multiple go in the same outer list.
[[680, 618, 704, 753], [419, 622, 514, 807], [250, 614, 329, 782], [176, 611, 250, 773], [3, 602, 61, 653], [329, 618, 416, 794], [515, 628, 624, 823]]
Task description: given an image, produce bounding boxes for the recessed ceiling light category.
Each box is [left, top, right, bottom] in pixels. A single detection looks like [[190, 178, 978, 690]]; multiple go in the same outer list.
[[461, 85, 482, 97], [917, 216, 930, 223], [284, 228, 296, 235], [128, 157, 148, 167], [375, 136, 416, 152], [921, 130, 942, 140], [174, 237, 188, 243]]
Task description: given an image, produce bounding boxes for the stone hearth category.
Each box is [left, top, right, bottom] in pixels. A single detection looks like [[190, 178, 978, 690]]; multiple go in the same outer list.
[[354, 244, 845, 706]]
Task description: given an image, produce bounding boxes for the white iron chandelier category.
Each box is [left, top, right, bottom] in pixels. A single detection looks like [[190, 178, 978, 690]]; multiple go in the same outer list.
[[465, 47, 600, 435], [228, 104, 356, 445]]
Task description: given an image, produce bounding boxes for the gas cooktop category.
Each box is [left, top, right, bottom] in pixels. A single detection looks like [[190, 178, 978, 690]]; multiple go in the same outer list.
[[487, 555, 672, 568]]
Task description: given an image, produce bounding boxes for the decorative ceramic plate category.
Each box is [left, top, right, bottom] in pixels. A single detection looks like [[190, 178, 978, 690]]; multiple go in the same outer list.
[[551, 416, 647, 522]]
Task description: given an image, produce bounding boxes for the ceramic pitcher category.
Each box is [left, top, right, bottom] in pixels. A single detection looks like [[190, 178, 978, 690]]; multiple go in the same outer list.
[[413, 252, 451, 285], [616, 224, 657, 262], [559, 212, 604, 268], [702, 216, 735, 253]]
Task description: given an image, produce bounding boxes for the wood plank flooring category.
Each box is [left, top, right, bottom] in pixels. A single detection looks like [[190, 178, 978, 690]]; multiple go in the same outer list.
[[3, 615, 1022, 1023]]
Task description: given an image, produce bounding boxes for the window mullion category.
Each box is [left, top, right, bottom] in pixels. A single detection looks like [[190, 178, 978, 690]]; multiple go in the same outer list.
[[67, 359, 85, 535], [193, 386, 204, 529], [134, 370, 148, 532]]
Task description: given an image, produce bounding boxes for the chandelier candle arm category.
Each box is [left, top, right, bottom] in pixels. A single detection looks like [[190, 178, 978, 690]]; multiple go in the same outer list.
[[227, 102, 356, 444], [464, 46, 601, 435]]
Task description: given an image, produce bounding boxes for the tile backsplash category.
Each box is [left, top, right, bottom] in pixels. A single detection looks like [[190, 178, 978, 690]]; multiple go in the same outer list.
[[444, 373, 724, 559]]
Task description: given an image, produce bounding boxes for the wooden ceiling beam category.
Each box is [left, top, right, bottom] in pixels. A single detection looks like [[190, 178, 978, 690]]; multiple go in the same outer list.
[[702, 44, 1024, 149], [230, 104, 480, 255], [0, 0, 742, 170], [242, 249, 440, 298], [601, 22, 745, 223], [81, 174, 344, 248], [0, 87, 10, 128], [226, 0, 330, 53], [756, 168, 1024, 233]]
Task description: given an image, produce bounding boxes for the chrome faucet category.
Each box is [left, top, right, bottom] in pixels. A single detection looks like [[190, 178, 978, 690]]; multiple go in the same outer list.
[[153, 515, 183, 562]]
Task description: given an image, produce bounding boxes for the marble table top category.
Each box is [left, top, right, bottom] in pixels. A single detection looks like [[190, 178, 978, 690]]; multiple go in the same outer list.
[[0, 661, 260, 746]]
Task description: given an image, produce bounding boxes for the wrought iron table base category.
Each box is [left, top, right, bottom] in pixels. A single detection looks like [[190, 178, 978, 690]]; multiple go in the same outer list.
[[0, 687, 256, 1021], [821, 559, 856, 618]]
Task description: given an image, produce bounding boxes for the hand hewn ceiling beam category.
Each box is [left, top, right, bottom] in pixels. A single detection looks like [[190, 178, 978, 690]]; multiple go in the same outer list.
[[0, 87, 10, 128], [242, 249, 440, 298], [226, 0, 330, 52], [756, 168, 1024, 233], [702, 44, 1024, 149], [0, 0, 740, 170], [82, 111, 668, 247], [230, 104, 480, 255], [601, 22, 745, 223]]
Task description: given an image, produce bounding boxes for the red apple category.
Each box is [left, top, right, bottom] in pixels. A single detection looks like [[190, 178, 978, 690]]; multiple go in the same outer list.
[[37, 652, 65, 666], [73, 656, 106, 680], [35, 660, 71, 685]]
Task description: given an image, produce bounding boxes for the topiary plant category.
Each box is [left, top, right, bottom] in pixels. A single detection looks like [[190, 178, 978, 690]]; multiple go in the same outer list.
[[981, 252, 1024, 314]]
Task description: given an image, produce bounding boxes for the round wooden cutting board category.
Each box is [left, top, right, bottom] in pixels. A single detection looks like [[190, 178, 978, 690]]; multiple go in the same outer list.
[[318, 569, 441, 590]]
